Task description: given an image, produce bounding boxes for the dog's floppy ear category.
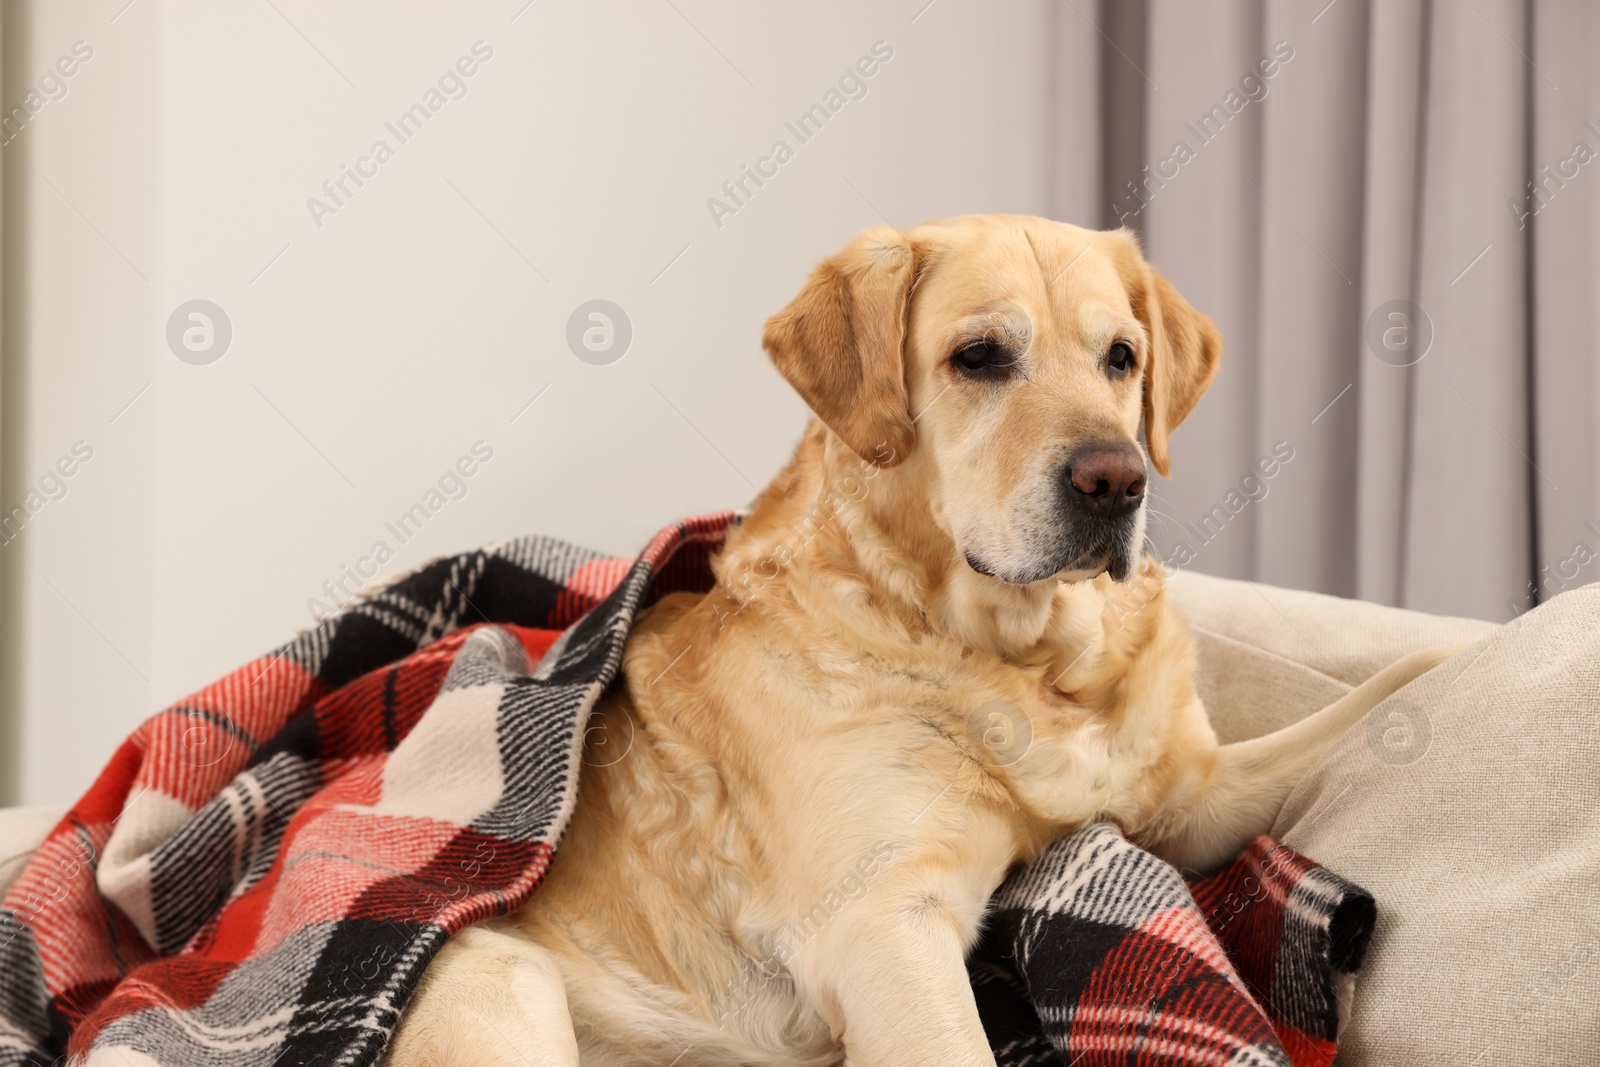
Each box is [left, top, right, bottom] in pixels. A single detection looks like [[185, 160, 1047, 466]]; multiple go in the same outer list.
[[1124, 251, 1221, 478], [762, 226, 921, 466]]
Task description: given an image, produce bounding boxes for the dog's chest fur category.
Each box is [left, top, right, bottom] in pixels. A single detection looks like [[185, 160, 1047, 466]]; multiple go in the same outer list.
[[507, 546, 1208, 1066]]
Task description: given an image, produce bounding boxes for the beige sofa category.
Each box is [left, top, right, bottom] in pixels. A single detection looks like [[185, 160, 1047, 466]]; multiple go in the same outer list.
[[3, 572, 1596, 1065]]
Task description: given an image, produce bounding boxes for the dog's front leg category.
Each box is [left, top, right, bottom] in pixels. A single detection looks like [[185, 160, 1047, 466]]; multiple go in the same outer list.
[[799, 866, 999, 1067], [382, 923, 580, 1067]]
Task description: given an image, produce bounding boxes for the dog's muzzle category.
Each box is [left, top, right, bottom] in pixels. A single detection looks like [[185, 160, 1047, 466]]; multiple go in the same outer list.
[[1054, 441, 1147, 581]]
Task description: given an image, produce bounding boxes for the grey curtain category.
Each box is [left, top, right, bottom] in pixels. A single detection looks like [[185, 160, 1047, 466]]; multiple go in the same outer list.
[[1049, 0, 1600, 623]]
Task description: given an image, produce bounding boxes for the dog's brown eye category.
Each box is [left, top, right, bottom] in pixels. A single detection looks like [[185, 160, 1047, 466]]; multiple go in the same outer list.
[[1107, 342, 1135, 378], [951, 341, 1015, 381]]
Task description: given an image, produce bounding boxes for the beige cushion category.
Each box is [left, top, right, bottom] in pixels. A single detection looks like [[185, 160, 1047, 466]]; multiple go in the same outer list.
[[1166, 569, 1499, 740], [1170, 569, 1600, 1065]]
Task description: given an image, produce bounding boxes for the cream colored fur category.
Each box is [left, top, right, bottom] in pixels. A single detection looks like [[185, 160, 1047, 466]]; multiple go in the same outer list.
[[383, 216, 1458, 1067]]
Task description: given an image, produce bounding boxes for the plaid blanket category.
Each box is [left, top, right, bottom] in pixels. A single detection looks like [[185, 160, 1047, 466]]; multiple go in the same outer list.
[[0, 513, 1375, 1067]]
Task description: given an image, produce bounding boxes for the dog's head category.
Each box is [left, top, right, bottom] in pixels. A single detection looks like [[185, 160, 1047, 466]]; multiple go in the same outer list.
[[763, 215, 1220, 585]]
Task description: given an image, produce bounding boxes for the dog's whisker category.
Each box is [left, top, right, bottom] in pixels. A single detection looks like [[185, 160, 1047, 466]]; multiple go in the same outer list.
[[1142, 510, 1177, 533], [1144, 488, 1182, 508], [1141, 505, 1183, 535]]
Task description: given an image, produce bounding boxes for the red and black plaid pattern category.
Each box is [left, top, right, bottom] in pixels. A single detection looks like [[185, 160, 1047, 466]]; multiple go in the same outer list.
[[0, 514, 1374, 1067], [972, 826, 1375, 1066]]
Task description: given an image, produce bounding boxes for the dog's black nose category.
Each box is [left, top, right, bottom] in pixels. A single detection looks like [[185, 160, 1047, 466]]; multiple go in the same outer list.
[[1065, 444, 1146, 519]]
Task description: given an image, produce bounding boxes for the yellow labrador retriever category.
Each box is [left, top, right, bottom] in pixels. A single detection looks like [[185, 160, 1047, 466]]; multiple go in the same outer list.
[[384, 216, 1455, 1066]]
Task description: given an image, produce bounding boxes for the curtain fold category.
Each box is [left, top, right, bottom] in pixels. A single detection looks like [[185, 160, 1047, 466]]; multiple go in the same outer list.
[[1354, 0, 1428, 608], [1405, 0, 1533, 620], [1528, 0, 1600, 616], [1052, 0, 1598, 622]]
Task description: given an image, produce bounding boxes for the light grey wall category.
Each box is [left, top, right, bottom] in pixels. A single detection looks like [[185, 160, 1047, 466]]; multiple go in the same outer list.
[[0, 0, 1052, 805]]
